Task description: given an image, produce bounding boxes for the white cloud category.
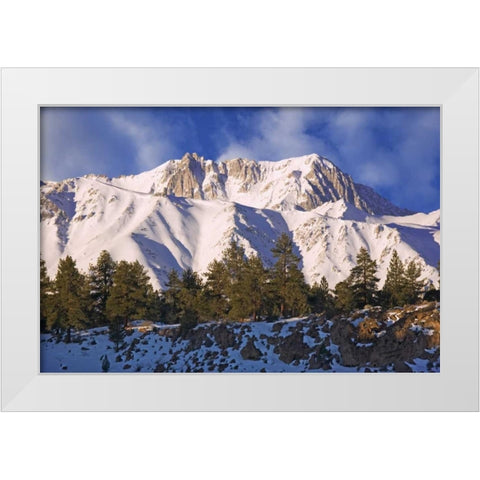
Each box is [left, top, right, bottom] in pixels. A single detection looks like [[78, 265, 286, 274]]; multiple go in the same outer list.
[[106, 111, 175, 170], [217, 108, 326, 162], [42, 106, 439, 212], [216, 107, 439, 212], [41, 109, 110, 181]]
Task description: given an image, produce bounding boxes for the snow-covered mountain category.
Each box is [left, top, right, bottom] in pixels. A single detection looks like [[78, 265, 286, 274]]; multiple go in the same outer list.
[[40, 153, 440, 290], [106, 152, 412, 215]]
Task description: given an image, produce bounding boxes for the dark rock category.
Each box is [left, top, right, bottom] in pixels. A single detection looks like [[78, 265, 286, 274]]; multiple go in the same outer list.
[[276, 331, 311, 364], [272, 322, 285, 333], [184, 327, 209, 352], [123, 364, 131, 370], [308, 343, 330, 370], [327, 303, 440, 370], [394, 361, 412, 372], [305, 324, 320, 341], [240, 337, 262, 361], [213, 324, 236, 349], [154, 363, 165, 372], [267, 336, 279, 346]]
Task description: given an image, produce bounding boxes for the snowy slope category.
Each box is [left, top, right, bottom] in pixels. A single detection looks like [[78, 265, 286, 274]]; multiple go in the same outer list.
[[40, 153, 440, 290], [40, 302, 441, 373]]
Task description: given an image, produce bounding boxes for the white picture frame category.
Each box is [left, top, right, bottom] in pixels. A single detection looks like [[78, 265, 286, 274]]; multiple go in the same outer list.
[[1, 68, 478, 411]]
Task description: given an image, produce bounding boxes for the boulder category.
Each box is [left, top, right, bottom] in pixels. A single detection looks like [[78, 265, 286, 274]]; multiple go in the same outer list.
[[240, 337, 262, 361], [213, 324, 236, 349], [276, 331, 310, 364]]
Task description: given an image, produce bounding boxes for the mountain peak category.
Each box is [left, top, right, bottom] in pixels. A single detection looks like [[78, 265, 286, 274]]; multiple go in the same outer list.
[[142, 152, 412, 215], [181, 152, 205, 163]]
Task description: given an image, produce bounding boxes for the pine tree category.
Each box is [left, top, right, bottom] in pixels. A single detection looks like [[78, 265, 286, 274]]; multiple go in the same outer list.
[[270, 233, 308, 317], [203, 259, 230, 320], [40, 258, 52, 333], [108, 318, 126, 352], [106, 260, 153, 327], [144, 289, 164, 323], [348, 247, 379, 308], [179, 308, 199, 336], [178, 268, 203, 315], [235, 254, 269, 322], [222, 240, 248, 321], [382, 250, 406, 307], [160, 268, 204, 325], [309, 276, 334, 315], [163, 269, 182, 323], [223, 240, 247, 284], [283, 264, 309, 317], [334, 279, 355, 314], [424, 260, 440, 302], [47, 256, 88, 342], [87, 250, 117, 326], [402, 260, 424, 305], [319, 276, 330, 296]]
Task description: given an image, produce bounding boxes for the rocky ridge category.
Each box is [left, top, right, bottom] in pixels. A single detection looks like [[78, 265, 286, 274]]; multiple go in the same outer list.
[[137, 152, 412, 215]]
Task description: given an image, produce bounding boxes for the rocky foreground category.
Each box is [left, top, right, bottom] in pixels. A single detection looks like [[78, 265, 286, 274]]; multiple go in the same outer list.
[[40, 302, 440, 373]]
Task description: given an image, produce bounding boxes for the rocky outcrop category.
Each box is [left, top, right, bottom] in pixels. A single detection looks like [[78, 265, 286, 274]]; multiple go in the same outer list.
[[330, 302, 440, 370], [212, 323, 237, 350], [240, 337, 262, 360], [274, 330, 310, 364], [165, 302, 439, 372], [150, 152, 411, 215], [160, 153, 206, 199]]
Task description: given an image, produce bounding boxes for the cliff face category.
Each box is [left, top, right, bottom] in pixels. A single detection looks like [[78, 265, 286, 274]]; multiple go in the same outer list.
[[151, 153, 412, 215]]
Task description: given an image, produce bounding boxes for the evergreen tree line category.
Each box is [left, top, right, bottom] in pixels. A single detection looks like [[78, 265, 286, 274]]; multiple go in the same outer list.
[[41, 235, 439, 343], [41, 252, 158, 346], [332, 247, 438, 314]]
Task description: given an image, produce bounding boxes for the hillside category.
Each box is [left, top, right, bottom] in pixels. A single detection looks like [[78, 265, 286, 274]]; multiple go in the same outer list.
[[40, 302, 440, 373], [40, 153, 440, 290]]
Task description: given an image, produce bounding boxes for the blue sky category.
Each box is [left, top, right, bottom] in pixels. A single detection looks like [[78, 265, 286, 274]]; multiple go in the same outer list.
[[40, 106, 440, 212]]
